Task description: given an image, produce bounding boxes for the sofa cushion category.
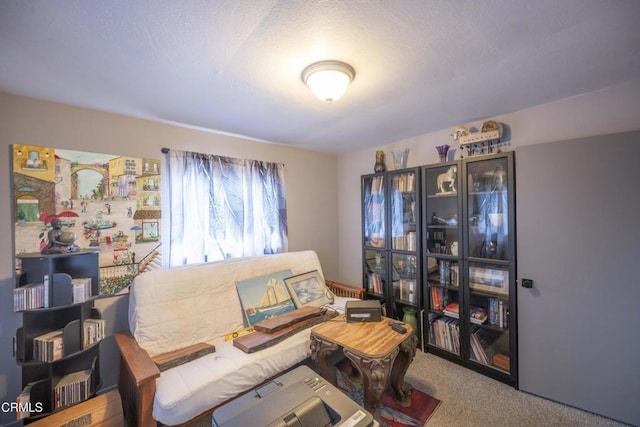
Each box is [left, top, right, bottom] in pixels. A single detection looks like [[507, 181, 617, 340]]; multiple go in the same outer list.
[[152, 330, 312, 426], [151, 297, 353, 425], [128, 250, 324, 357]]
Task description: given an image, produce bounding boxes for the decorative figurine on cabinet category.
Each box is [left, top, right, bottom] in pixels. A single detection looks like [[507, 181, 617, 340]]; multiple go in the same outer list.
[[42, 218, 80, 254], [436, 165, 457, 194]]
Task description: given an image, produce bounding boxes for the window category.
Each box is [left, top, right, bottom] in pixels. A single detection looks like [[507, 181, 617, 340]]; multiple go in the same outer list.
[[166, 150, 288, 266]]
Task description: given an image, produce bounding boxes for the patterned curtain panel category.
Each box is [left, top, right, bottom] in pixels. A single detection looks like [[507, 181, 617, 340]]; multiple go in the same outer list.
[[167, 150, 287, 266]]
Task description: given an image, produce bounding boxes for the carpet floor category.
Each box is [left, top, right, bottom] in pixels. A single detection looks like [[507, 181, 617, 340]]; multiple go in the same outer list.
[[403, 350, 630, 426], [334, 357, 441, 426]]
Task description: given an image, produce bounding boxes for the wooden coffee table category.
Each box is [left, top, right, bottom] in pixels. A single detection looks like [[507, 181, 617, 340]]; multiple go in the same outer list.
[[310, 315, 417, 421]]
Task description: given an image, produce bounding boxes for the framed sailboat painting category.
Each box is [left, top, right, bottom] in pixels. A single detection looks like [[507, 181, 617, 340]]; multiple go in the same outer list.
[[235, 270, 296, 326]]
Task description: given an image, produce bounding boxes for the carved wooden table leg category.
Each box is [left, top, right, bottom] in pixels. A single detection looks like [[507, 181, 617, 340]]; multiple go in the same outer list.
[[310, 334, 340, 385], [344, 347, 399, 421], [389, 332, 418, 406]]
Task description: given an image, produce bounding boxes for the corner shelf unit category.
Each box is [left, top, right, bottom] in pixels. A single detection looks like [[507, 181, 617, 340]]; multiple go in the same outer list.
[[361, 167, 422, 345], [15, 250, 103, 423], [422, 152, 517, 387]]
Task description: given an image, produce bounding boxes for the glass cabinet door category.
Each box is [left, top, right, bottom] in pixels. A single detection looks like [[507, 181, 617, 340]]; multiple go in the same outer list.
[[388, 169, 421, 327], [391, 253, 418, 304], [423, 163, 461, 356], [464, 154, 514, 375], [364, 249, 386, 297], [390, 171, 417, 251], [363, 175, 386, 249], [466, 157, 509, 260]]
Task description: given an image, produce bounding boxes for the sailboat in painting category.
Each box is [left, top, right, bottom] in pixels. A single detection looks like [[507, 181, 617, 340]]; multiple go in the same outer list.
[[242, 276, 296, 324], [256, 277, 293, 312]]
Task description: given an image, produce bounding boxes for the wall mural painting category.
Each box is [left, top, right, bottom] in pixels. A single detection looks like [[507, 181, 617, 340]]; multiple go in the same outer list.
[[12, 144, 162, 296]]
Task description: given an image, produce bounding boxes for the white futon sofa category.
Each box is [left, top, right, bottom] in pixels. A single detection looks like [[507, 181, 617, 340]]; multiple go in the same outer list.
[[115, 250, 363, 426]]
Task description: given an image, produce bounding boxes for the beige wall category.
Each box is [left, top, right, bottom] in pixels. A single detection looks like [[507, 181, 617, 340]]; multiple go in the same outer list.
[[0, 92, 341, 419], [0, 92, 340, 280], [336, 78, 640, 285]]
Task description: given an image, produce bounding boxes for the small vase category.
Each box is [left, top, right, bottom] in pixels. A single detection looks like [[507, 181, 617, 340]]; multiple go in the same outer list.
[[391, 147, 409, 170], [402, 307, 418, 333], [374, 150, 386, 173], [436, 145, 450, 163]]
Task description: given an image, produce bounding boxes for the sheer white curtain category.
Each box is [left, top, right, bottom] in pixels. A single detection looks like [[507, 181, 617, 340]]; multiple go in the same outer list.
[[167, 150, 288, 266]]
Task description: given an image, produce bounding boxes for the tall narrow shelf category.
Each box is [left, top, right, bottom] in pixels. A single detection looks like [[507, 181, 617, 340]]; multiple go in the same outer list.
[[422, 152, 517, 386], [361, 167, 422, 342], [14, 250, 104, 423], [422, 161, 463, 358]]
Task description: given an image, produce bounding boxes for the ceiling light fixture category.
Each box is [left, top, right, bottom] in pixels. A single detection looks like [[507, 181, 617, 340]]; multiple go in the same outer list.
[[301, 60, 355, 104]]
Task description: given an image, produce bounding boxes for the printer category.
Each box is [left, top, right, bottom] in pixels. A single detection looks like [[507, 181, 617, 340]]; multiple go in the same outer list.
[[212, 365, 374, 427]]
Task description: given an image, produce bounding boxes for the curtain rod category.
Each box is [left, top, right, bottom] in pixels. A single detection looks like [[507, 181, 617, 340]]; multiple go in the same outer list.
[[161, 148, 170, 154]]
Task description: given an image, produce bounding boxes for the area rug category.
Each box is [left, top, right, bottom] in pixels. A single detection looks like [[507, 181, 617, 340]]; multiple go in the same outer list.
[[335, 358, 441, 426]]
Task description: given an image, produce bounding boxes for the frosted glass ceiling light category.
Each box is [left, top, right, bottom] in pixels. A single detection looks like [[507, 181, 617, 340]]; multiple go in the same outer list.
[[301, 60, 355, 104]]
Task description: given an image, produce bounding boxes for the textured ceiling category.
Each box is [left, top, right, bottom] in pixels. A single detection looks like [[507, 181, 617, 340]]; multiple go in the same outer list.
[[1, 1, 639, 153]]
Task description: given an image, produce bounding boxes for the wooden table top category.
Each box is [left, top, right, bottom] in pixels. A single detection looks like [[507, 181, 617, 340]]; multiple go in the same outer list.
[[311, 315, 413, 358]]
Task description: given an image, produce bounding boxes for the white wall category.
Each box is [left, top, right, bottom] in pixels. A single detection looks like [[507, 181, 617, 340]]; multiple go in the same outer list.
[[336, 78, 640, 285]]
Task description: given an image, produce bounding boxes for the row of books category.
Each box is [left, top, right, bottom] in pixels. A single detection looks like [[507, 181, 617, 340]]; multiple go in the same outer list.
[[428, 261, 459, 287], [13, 277, 92, 311], [391, 173, 415, 193], [469, 327, 495, 365], [54, 369, 92, 409], [13, 282, 48, 311], [392, 279, 417, 303], [71, 277, 92, 303], [430, 286, 450, 311], [429, 314, 459, 354], [391, 231, 416, 250], [366, 273, 384, 294], [369, 176, 384, 194], [488, 297, 508, 328], [33, 319, 106, 362], [439, 301, 488, 325]]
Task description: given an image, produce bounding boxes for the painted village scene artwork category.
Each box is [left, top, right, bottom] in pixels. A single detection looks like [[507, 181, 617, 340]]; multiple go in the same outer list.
[[12, 145, 162, 296]]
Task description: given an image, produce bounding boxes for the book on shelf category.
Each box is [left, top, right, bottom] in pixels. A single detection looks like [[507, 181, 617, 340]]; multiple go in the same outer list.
[[367, 273, 384, 295], [470, 327, 496, 366], [71, 277, 92, 303], [396, 279, 416, 303], [83, 318, 106, 347], [16, 383, 33, 420], [430, 317, 459, 353], [53, 368, 92, 409], [430, 287, 443, 310], [470, 305, 488, 325], [392, 173, 414, 193], [488, 298, 508, 328], [33, 329, 64, 362], [370, 176, 384, 194], [44, 275, 50, 308], [492, 353, 510, 371], [443, 302, 459, 318], [13, 283, 46, 311]]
